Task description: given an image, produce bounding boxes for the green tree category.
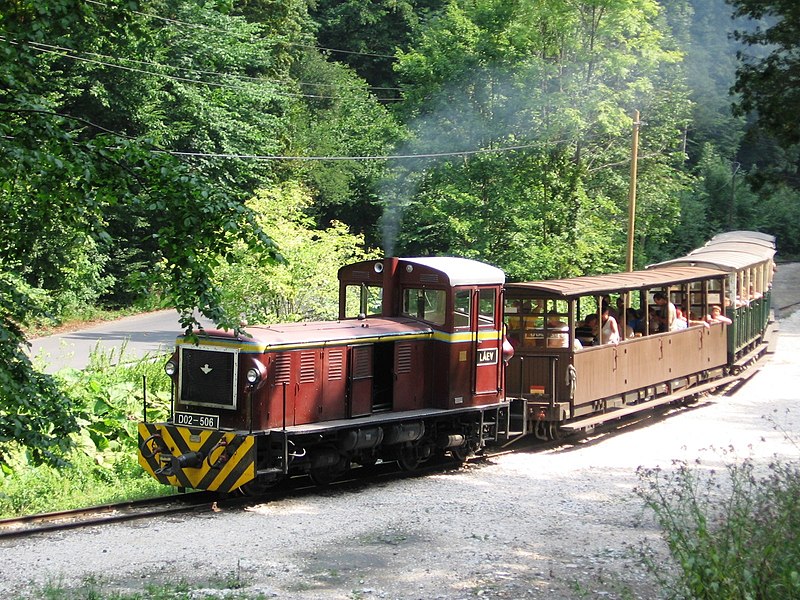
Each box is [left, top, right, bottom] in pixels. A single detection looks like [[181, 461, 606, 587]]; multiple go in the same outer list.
[[392, 0, 692, 276], [729, 0, 800, 146], [214, 182, 379, 323], [0, 0, 280, 468], [289, 50, 406, 245], [308, 0, 445, 91]]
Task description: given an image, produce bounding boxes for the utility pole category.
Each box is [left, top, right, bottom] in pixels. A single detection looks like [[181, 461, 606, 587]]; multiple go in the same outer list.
[[730, 162, 741, 229], [626, 110, 640, 274]]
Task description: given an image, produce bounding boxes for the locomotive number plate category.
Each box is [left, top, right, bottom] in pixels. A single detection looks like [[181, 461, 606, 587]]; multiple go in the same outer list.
[[477, 348, 498, 365], [174, 412, 219, 429]]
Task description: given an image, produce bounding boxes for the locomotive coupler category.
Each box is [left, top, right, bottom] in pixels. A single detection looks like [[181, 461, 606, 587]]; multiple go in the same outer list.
[[155, 451, 204, 477]]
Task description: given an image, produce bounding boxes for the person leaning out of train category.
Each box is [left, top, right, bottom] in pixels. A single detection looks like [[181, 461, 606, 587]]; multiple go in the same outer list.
[[705, 304, 732, 325], [600, 305, 620, 345], [674, 307, 707, 329]]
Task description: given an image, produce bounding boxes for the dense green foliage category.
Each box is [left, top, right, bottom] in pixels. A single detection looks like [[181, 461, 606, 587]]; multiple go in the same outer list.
[[2, 0, 800, 470]]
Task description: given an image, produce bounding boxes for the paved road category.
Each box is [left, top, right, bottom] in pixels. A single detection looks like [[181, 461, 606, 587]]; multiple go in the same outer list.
[[27, 310, 215, 373]]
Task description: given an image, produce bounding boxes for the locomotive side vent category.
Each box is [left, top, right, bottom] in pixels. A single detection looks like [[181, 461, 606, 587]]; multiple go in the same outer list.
[[396, 343, 413, 374], [179, 345, 239, 409], [328, 348, 344, 381]]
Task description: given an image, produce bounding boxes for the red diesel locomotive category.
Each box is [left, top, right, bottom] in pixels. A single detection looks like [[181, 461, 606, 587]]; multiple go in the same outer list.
[[139, 257, 512, 494], [138, 232, 775, 494]]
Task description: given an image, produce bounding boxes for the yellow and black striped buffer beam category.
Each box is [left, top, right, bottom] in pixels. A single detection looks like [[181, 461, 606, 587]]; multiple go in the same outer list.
[[138, 423, 256, 492]]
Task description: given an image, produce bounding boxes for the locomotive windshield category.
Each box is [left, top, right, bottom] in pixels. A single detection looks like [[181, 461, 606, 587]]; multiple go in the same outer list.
[[344, 283, 383, 318], [402, 288, 446, 325]]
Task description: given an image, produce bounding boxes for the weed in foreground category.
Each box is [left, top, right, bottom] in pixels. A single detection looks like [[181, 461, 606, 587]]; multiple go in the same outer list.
[[636, 452, 800, 599]]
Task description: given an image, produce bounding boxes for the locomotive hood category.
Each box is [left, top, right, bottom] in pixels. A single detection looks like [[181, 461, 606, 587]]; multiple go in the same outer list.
[[176, 317, 433, 353]]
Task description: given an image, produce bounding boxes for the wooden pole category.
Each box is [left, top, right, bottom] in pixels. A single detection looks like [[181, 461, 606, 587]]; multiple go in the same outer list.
[[625, 110, 640, 274]]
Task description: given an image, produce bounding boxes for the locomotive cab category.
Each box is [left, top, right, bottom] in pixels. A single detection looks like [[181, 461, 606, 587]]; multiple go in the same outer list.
[[338, 257, 507, 409]]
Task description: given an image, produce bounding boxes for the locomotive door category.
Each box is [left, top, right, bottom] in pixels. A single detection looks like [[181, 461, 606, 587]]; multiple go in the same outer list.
[[472, 287, 502, 395], [348, 344, 373, 417]]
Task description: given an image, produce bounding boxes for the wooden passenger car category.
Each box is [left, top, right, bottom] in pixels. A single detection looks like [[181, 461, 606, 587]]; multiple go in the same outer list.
[[503, 266, 732, 439], [648, 231, 776, 367]]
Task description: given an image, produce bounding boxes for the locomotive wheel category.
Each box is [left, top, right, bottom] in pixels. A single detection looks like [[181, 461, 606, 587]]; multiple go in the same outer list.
[[309, 458, 349, 486], [449, 438, 478, 463], [449, 445, 469, 463], [239, 474, 279, 497], [396, 445, 421, 471]]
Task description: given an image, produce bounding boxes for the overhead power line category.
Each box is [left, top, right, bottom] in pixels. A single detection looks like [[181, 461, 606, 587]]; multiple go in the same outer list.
[[6, 38, 401, 102], [3, 105, 560, 163], [85, 0, 398, 60], [166, 143, 560, 162]]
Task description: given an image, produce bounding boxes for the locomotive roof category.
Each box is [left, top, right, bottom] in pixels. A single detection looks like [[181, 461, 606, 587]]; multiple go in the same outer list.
[[339, 257, 505, 287], [402, 257, 506, 286], [505, 265, 725, 298], [178, 317, 434, 352]]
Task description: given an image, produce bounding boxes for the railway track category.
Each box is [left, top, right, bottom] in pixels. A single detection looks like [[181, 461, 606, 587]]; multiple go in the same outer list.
[[0, 492, 219, 540], [0, 457, 478, 541]]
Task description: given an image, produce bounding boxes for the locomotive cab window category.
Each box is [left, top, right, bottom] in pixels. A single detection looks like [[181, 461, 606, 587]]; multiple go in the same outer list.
[[402, 288, 446, 326], [344, 284, 383, 318], [454, 290, 471, 328], [478, 288, 496, 327], [453, 288, 498, 329]]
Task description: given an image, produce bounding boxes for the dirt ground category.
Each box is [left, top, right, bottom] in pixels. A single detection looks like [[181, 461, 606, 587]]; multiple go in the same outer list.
[[3, 264, 800, 600]]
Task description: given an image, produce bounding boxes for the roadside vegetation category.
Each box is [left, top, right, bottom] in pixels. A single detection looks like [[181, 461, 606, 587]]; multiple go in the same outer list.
[[0, 346, 173, 517], [637, 439, 800, 599]]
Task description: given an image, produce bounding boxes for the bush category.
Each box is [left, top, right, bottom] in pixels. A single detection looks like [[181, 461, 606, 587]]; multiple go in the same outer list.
[[637, 452, 800, 599]]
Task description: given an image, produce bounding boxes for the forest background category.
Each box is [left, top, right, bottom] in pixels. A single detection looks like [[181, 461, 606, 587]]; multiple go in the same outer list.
[[2, 0, 800, 483]]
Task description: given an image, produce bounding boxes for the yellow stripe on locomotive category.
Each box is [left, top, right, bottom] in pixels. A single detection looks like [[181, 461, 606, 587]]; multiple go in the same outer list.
[[138, 423, 256, 492]]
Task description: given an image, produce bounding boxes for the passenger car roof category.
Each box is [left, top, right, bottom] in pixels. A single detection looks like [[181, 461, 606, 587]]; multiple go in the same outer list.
[[506, 266, 725, 299], [648, 232, 776, 272]]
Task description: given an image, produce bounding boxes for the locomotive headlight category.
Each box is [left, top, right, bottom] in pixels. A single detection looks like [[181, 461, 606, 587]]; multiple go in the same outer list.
[[164, 361, 177, 377], [246, 368, 261, 384]]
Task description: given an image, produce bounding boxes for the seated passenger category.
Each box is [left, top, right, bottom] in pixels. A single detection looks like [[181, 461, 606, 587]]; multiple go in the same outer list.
[[546, 311, 568, 348], [575, 314, 599, 346], [599, 306, 620, 345], [674, 307, 688, 330], [706, 305, 732, 325], [625, 308, 643, 338]]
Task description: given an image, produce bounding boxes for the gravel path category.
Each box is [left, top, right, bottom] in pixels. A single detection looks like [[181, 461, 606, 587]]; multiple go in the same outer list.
[[3, 265, 799, 600]]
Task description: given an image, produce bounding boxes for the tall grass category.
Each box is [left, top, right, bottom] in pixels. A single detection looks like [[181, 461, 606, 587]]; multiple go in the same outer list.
[[0, 345, 175, 517], [637, 450, 800, 599]]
